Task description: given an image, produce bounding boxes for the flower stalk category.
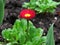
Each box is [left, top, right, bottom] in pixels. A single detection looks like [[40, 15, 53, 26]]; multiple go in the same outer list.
[[27, 20, 29, 32]]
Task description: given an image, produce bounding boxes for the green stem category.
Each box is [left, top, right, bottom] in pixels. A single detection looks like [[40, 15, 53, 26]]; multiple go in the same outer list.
[[26, 20, 29, 41], [27, 20, 29, 31]]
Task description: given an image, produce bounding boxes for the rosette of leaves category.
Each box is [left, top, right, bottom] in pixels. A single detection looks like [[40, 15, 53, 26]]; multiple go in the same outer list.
[[2, 19, 46, 45], [23, 0, 60, 13]]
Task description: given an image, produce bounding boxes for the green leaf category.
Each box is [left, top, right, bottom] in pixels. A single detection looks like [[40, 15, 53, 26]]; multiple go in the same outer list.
[[20, 19, 27, 31], [30, 0, 36, 3], [29, 26, 43, 39], [24, 41, 32, 45], [13, 19, 21, 31], [18, 30, 26, 45], [6, 42, 18, 45], [46, 23, 55, 45], [0, 0, 4, 25], [29, 21, 34, 27], [6, 43, 12, 45], [22, 2, 30, 8], [11, 28, 19, 41], [32, 36, 46, 45], [2, 28, 15, 41], [3, 0, 5, 4]]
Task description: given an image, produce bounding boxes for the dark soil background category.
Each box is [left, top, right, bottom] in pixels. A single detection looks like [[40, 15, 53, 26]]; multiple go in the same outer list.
[[0, 0, 60, 45]]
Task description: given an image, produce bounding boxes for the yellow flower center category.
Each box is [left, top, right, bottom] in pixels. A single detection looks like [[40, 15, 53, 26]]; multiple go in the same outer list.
[[25, 14, 31, 17]]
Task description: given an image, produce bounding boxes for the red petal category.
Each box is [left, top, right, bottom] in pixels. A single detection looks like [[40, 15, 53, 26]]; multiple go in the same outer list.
[[19, 9, 36, 19]]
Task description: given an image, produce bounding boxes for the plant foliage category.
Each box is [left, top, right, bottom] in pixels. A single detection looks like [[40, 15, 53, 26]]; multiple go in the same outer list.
[[2, 19, 46, 45], [46, 23, 55, 45], [2, 19, 55, 45], [23, 0, 60, 13]]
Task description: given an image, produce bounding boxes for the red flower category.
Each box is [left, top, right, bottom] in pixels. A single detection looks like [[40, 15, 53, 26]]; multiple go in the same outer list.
[[20, 9, 36, 19]]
